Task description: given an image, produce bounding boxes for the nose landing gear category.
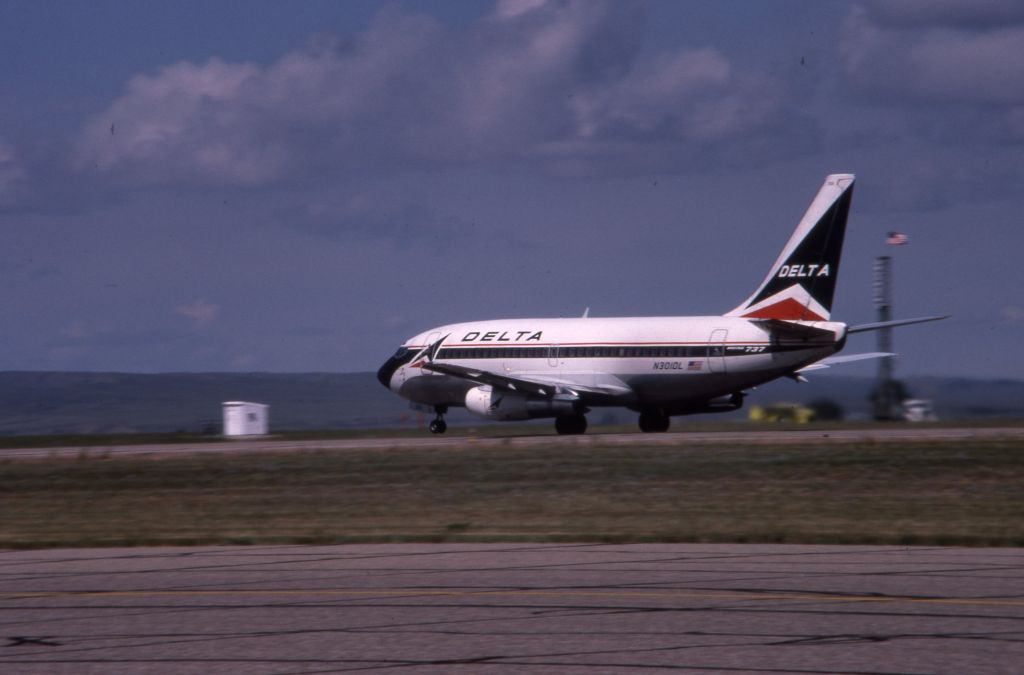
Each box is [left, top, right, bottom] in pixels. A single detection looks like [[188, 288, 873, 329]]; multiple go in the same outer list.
[[429, 405, 448, 434]]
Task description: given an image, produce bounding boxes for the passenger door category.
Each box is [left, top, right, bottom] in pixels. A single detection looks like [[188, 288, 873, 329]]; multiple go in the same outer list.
[[708, 329, 728, 373]]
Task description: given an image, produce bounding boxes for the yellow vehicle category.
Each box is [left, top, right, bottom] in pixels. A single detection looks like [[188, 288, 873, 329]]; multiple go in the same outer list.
[[749, 403, 815, 424]]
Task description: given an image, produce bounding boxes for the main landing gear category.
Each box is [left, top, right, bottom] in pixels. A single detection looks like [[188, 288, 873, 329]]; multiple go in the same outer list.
[[638, 411, 671, 433], [554, 414, 588, 435], [429, 405, 448, 434]]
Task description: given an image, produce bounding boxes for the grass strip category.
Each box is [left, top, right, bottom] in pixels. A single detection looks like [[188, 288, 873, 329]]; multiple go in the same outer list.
[[4, 419, 1022, 449], [2, 440, 1022, 548]]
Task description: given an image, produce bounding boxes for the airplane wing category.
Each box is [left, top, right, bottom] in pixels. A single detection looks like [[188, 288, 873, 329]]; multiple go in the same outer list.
[[421, 361, 631, 399], [421, 361, 560, 397]]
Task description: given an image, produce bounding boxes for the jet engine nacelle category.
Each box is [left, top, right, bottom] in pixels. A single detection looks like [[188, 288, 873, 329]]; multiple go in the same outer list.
[[705, 392, 745, 411], [670, 392, 745, 416], [464, 385, 579, 421]]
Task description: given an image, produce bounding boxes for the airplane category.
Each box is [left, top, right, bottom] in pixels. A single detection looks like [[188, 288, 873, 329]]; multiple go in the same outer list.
[[377, 174, 946, 434]]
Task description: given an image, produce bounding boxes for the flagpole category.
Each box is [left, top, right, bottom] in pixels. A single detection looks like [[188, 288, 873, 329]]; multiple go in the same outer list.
[[872, 256, 899, 419], [871, 231, 910, 420]]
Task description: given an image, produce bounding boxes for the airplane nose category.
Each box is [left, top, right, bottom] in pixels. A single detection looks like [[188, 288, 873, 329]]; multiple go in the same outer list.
[[377, 358, 398, 389], [377, 347, 414, 389]]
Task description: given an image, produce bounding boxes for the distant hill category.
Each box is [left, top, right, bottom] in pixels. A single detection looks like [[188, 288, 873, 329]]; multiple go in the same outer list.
[[0, 371, 1021, 436], [0, 372, 407, 435]]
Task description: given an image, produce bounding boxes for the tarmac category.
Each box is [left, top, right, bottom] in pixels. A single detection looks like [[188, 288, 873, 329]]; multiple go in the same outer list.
[[2, 543, 1023, 673]]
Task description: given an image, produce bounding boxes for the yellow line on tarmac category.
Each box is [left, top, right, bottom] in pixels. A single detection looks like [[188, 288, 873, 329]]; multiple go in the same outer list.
[[5, 588, 1024, 608]]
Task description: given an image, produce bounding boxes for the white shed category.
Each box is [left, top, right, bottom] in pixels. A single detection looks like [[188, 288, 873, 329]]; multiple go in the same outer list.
[[222, 401, 269, 436]]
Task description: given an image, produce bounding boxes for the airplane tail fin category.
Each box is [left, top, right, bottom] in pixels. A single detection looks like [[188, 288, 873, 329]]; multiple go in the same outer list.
[[726, 174, 855, 321]]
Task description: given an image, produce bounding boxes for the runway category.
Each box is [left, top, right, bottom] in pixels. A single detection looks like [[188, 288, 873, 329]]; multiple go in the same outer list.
[[2, 544, 1022, 673], [5, 425, 1024, 461]]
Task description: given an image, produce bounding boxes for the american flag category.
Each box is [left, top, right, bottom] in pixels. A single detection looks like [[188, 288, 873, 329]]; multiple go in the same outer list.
[[687, 360, 702, 371], [886, 231, 909, 245]]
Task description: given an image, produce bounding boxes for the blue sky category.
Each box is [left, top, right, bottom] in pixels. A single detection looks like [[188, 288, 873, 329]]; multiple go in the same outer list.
[[2, 0, 1022, 378]]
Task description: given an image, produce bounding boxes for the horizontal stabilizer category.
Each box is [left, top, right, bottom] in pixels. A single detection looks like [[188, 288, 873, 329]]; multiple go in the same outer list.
[[847, 315, 949, 334], [797, 351, 895, 372]]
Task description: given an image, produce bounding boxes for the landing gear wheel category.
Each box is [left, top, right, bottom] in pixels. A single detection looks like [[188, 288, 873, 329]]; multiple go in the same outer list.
[[555, 414, 588, 435], [638, 411, 670, 433], [429, 405, 448, 434]]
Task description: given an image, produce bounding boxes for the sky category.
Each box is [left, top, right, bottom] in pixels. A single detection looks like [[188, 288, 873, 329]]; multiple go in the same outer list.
[[1, 0, 1022, 379]]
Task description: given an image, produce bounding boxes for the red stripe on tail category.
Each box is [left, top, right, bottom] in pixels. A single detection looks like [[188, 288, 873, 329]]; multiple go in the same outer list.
[[741, 297, 826, 321]]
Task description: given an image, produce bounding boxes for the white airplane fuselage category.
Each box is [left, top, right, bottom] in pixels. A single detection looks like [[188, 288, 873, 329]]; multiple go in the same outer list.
[[380, 316, 845, 419]]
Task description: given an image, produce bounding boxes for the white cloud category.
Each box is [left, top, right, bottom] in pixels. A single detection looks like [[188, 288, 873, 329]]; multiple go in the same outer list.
[[74, 9, 442, 185], [860, 0, 1024, 29], [1003, 305, 1024, 323], [76, 57, 300, 185], [839, 2, 1024, 156], [176, 299, 220, 327], [62, 320, 91, 340], [842, 4, 1024, 106], [494, 0, 549, 20], [74, 1, 802, 187], [568, 49, 772, 143]]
